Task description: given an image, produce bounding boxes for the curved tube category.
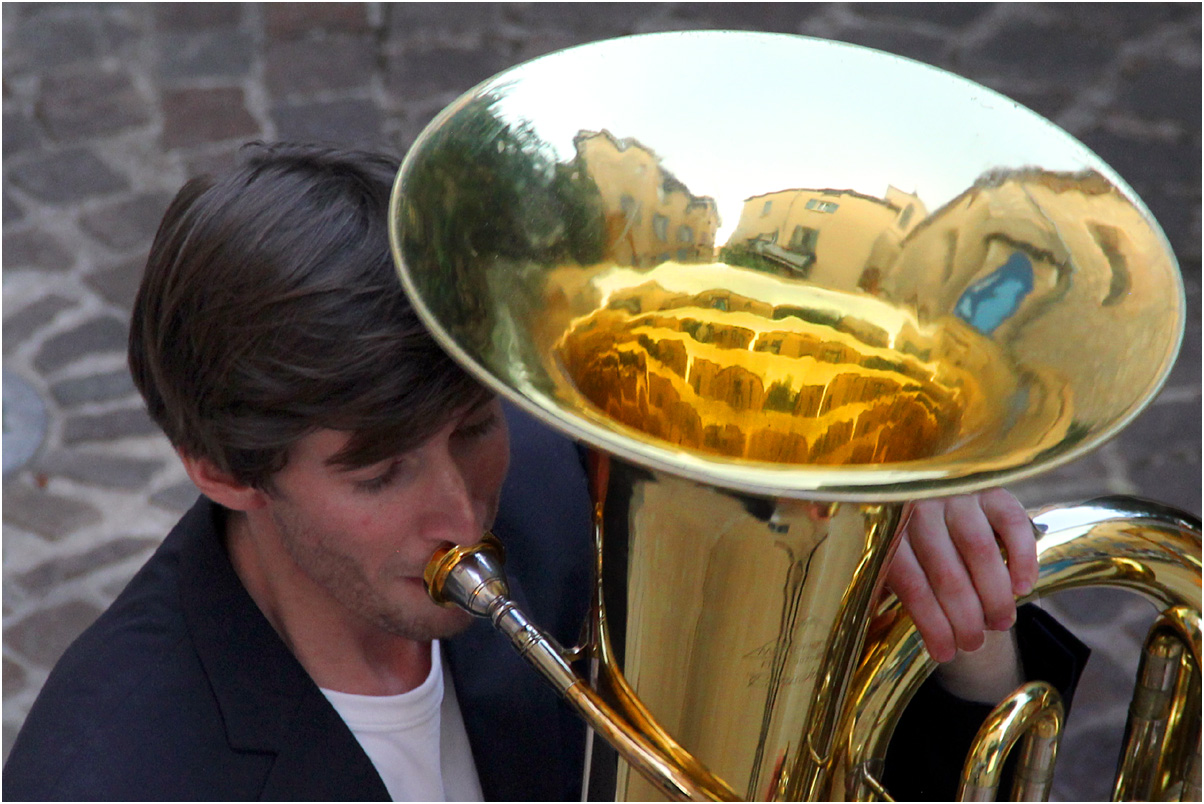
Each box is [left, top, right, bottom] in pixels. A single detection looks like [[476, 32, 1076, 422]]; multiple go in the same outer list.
[[837, 496, 1201, 801], [425, 536, 739, 802], [957, 681, 1063, 802]]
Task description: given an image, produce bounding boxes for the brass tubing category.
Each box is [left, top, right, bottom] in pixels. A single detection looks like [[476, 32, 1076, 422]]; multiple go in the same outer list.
[[563, 681, 740, 802], [836, 497, 1201, 802], [425, 535, 738, 802], [1113, 606, 1202, 801], [956, 681, 1064, 802]]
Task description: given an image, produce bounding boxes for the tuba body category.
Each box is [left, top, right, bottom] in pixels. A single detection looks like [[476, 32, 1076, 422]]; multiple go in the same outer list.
[[390, 32, 1199, 799]]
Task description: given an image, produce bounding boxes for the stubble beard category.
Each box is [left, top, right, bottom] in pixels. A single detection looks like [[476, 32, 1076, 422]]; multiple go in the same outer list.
[[270, 505, 474, 643]]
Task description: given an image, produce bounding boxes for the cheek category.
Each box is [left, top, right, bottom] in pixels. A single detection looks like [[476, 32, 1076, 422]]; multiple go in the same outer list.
[[470, 431, 511, 499]]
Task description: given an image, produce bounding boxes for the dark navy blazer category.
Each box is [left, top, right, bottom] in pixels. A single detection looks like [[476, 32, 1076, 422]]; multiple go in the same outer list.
[[3, 406, 1085, 800]]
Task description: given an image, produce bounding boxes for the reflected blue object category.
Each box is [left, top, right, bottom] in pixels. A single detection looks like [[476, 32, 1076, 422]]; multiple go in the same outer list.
[[955, 251, 1034, 334]]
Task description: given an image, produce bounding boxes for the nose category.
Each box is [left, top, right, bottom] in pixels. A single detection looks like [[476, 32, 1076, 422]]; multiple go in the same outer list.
[[419, 447, 482, 549]]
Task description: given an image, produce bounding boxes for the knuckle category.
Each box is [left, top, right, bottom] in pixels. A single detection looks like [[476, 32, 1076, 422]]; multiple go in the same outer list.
[[960, 528, 1000, 559]]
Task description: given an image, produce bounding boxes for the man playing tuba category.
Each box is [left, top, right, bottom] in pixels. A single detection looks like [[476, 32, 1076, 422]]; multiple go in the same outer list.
[[3, 143, 1087, 801]]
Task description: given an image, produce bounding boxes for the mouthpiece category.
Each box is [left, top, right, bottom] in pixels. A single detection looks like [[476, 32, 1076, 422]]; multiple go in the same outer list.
[[422, 532, 509, 616]]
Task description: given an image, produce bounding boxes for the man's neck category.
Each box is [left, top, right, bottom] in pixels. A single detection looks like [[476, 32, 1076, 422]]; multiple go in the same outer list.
[[223, 508, 432, 696]]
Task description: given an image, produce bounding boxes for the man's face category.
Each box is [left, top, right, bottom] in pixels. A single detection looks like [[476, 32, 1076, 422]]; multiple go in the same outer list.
[[259, 399, 510, 642]]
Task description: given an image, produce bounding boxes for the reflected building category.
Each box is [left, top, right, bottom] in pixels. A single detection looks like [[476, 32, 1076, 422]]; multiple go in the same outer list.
[[883, 168, 1151, 327], [575, 130, 720, 268], [726, 186, 926, 291]]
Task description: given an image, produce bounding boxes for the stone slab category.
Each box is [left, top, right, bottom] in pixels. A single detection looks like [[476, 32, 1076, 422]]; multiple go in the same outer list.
[[2, 482, 101, 541], [33, 315, 129, 375], [6, 147, 130, 205]]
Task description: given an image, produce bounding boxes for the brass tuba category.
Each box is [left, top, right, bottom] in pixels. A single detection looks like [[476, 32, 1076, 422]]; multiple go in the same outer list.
[[389, 32, 1201, 800]]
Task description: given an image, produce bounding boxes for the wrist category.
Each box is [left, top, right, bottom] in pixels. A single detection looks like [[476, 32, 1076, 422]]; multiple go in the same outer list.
[[933, 629, 1024, 704]]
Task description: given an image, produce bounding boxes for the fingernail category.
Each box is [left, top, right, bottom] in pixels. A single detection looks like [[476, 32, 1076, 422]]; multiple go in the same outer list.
[[991, 610, 1017, 631], [929, 646, 955, 663]]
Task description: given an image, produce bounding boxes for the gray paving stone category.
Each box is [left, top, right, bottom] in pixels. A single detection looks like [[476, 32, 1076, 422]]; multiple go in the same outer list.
[[151, 480, 202, 513], [855, 3, 992, 29], [32, 315, 128, 375], [827, 24, 952, 66], [48, 369, 138, 408], [5, 599, 104, 668], [954, 15, 1116, 86], [1118, 399, 1202, 515], [1079, 128, 1200, 201], [160, 87, 262, 149], [2, 482, 101, 541], [6, 147, 130, 205], [2, 110, 42, 157], [665, 2, 822, 34], [34, 449, 161, 490], [1057, 2, 1201, 34], [3, 227, 75, 273], [84, 255, 146, 312], [1052, 719, 1126, 801], [2, 295, 77, 356], [1165, 316, 1201, 391], [36, 69, 152, 142], [504, 2, 662, 36], [155, 29, 255, 84], [3, 12, 103, 72], [3, 187, 26, 226], [1116, 57, 1203, 129], [152, 3, 243, 31], [384, 42, 513, 99], [182, 146, 244, 181], [13, 535, 160, 592], [265, 3, 373, 39], [2, 657, 27, 701], [384, 3, 500, 38], [265, 35, 377, 97], [271, 98, 387, 150], [79, 191, 173, 252], [62, 407, 159, 445]]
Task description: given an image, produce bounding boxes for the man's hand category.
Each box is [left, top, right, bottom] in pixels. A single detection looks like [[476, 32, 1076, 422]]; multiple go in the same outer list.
[[886, 488, 1038, 664]]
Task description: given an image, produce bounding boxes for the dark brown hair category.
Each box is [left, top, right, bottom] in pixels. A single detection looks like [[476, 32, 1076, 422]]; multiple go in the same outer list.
[[129, 142, 488, 490]]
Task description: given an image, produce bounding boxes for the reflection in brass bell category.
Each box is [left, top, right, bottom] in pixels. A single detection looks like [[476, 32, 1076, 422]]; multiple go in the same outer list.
[[392, 31, 1184, 502]]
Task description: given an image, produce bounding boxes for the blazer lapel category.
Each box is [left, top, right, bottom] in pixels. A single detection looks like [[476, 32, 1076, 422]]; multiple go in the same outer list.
[[177, 500, 388, 800]]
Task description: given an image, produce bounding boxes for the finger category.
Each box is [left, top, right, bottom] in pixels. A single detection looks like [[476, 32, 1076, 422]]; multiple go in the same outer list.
[[944, 494, 1017, 633], [980, 487, 1038, 597], [887, 533, 957, 662], [907, 498, 987, 654]]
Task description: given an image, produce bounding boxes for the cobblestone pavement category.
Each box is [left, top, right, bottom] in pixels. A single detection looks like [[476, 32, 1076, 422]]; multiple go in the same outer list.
[[3, 3, 1199, 799]]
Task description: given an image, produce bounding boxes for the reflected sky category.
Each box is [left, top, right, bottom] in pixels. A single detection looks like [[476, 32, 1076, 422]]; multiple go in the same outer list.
[[492, 31, 1114, 244]]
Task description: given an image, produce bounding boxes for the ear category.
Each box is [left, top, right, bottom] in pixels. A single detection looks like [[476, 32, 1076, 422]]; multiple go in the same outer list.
[[178, 451, 269, 512]]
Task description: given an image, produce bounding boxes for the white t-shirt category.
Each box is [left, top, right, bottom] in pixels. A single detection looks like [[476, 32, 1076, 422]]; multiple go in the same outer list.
[[320, 642, 483, 801]]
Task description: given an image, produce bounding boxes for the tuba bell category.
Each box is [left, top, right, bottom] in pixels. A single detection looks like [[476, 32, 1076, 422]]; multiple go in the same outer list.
[[388, 32, 1201, 800]]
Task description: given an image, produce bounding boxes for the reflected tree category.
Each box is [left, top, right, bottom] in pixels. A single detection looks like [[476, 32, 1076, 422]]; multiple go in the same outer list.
[[396, 91, 606, 336]]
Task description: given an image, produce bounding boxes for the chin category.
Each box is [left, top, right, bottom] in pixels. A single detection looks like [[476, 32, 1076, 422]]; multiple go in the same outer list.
[[383, 602, 474, 642]]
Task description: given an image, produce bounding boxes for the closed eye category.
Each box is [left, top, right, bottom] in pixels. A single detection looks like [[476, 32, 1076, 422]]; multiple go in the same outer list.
[[354, 461, 401, 493], [455, 411, 500, 440]]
